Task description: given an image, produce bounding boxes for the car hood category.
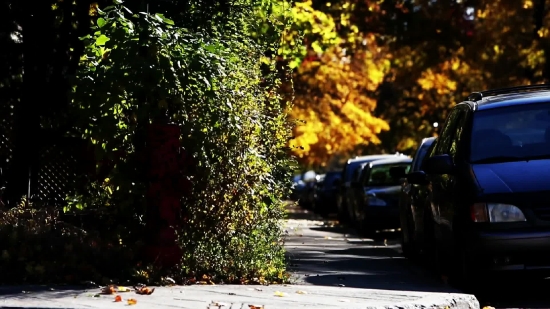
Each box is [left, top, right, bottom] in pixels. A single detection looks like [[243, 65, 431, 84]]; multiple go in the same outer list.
[[472, 160, 550, 194]]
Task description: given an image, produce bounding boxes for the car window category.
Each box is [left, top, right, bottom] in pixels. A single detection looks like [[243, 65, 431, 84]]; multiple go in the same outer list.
[[367, 163, 411, 187], [435, 109, 460, 155], [470, 102, 550, 162], [359, 164, 371, 185], [449, 109, 468, 159], [351, 166, 362, 183], [421, 140, 437, 170]]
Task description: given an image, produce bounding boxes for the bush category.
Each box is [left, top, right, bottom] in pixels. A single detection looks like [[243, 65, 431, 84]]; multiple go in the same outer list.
[[0, 200, 144, 285], [63, 0, 295, 283]]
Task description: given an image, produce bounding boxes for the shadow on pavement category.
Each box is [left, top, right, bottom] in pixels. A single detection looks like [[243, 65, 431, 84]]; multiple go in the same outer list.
[[285, 203, 550, 307], [0, 285, 89, 299], [284, 204, 455, 293]]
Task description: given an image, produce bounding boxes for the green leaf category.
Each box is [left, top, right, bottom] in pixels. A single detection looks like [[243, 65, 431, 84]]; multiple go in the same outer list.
[[95, 34, 110, 46], [155, 13, 175, 25], [97, 17, 106, 28]]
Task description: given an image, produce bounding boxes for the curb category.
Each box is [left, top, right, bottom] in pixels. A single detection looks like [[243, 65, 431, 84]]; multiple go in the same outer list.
[[372, 292, 480, 309]]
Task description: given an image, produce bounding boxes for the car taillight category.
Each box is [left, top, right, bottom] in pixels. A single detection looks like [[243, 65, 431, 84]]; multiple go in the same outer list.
[[470, 203, 488, 222]]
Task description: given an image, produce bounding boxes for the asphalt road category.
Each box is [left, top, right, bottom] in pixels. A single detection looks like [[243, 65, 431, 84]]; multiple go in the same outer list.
[[285, 204, 550, 309]]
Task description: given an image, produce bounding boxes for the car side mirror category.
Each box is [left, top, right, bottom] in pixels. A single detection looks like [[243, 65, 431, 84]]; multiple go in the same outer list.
[[424, 154, 454, 175], [389, 166, 407, 180], [406, 171, 428, 185]]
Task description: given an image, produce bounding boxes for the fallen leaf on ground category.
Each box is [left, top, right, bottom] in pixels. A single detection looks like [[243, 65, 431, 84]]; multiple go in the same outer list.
[[274, 291, 285, 297], [114, 295, 122, 302], [248, 305, 264, 309], [118, 286, 131, 292], [127, 298, 137, 305], [101, 285, 116, 294], [135, 286, 155, 295], [296, 290, 307, 294], [211, 302, 229, 306]]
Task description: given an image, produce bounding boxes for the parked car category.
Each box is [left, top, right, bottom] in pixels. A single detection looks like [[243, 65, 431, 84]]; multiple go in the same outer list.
[[412, 84, 550, 286], [336, 154, 405, 223], [351, 156, 412, 235], [396, 137, 436, 260], [298, 170, 318, 209], [313, 170, 342, 217], [291, 174, 305, 200]]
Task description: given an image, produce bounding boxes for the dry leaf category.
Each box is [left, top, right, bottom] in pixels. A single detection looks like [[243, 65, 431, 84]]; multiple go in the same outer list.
[[135, 286, 155, 295], [127, 298, 137, 305], [118, 286, 131, 292], [212, 302, 229, 307], [296, 290, 307, 294], [249, 305, 264, 309], [274, 291, 285, 297], [101, 285, 116, 294], [114, 295, 122, 302]]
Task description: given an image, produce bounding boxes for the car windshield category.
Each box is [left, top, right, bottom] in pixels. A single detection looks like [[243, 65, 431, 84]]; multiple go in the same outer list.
[[367, 163, 411, 187], [470, 102, 550, 163]]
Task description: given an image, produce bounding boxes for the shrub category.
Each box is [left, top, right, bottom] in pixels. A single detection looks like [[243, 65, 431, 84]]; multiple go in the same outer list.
[[64, 0, 295, 283]]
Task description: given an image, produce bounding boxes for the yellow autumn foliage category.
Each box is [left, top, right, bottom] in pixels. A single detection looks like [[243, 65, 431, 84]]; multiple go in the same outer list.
[[277, 0, 340, 68], [290, 40, 391, 167]]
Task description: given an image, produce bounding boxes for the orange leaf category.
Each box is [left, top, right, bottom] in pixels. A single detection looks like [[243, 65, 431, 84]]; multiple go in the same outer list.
[[127, 298, 137, 305], [114, 295, 122, 302], [101, 285, 116, 294], [135, 286, 155, 295]]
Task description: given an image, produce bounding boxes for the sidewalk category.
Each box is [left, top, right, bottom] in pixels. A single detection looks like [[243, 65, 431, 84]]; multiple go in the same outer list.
[[0, 205, 479, 309]]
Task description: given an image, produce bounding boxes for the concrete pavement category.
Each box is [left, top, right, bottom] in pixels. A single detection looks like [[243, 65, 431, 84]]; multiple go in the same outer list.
[[0, 204, 479, 309]]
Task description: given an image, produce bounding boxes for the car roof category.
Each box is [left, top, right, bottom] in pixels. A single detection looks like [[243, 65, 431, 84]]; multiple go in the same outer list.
[[420, 136, 436, 147], [466, 90, 550, 111], [369, 156, 412, 167], [346, 154, 404, 164]]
